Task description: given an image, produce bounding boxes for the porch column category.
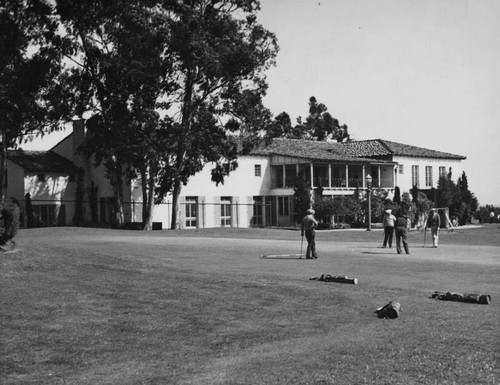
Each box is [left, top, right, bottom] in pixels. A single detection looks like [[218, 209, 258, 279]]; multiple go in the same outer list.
[[310, 163, 314, 188], [345, 165, 349, 188], [282, 165, 286, 188], [362, 166, 367, 188], [328, 164, 332, 188], [377, 167, 381, 188]]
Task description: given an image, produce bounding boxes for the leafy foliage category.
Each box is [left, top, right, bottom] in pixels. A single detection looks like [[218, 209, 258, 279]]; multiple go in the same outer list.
[[267, 96, 350, 142], [1, 0, 68, 200], [436, 171, 477, 225], [0, 201, 20, 245], [293, 174, 311, 222], [53, 0, 278, 229]]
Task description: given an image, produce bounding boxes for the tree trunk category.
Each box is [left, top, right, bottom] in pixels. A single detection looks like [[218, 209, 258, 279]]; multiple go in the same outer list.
[[108, 157, 125, 228], [0, 110, 6, 203], [170, 178, 182, 230], [141, 162, 155, 231], [169, 68, 194, 230]]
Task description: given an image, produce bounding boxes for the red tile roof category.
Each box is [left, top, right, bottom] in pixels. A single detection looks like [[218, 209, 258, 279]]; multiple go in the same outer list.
[[343, 139, 466, 160], [246, 138, 465, 162]]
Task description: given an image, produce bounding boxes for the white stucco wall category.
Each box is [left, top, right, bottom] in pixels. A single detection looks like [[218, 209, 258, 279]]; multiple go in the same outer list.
[[181, 155, 270, 198], [24, 172, 77, 225], [393, 156, 465, 194]]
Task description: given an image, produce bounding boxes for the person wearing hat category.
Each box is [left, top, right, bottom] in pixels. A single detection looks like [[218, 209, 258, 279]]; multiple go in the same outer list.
[[395, 212, 410, 254], [426, 208, 441, 248], [382, 208, 396, 248], [301, 208, 318, 259]]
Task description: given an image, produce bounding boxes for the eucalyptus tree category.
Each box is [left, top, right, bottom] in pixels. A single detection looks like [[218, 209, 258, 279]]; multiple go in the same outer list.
[[56, 0, 173, 228], [0, 0, 67, 201], [155, 0, 278, 229], [56, 0, 277, 229]]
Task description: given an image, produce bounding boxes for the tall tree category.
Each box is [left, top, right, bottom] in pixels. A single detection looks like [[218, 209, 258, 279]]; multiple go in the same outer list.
[[56, 0, 173, 228], [292, 96, 350, 142], [0, 0, 67, 201], [456, 171, 478, 225], [293, 173, 311, 223], [154, 0, 278, 229]]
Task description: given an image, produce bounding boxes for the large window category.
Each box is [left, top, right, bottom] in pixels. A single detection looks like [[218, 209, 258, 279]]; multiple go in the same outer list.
[[32, 204, 57, 226], [273, 165, 284, 188], [285, 165, 296, 187], [185, 197, 197, 228], [412, 165, 420, 187], [425, 166, 433, 187], [252, 196, 263, 226], [278, 196, 289, 216], [220, 197, 232, 227], [313, 164, 329, 188]]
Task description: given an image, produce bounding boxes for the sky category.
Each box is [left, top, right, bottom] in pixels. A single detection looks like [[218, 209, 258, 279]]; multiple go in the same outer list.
[[256, 0, 500, 206], [21, 0, 500, 206]]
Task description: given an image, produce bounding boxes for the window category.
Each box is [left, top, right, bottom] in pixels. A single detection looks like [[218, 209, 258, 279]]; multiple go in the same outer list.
[[285, 165, 296, 187], [273, 165, 284, 188], [220, 197, 232, 227], [254, 164, 261, 177], [278, 196, 289, 216], [398, 165, 404, 174], [439, 166, 446, 178], [32, 205, 57, 226], [185, 197, 197, 228], [252, 196, 263, 226], [412, 165, 419, 187], [425, 166, 433, 187]]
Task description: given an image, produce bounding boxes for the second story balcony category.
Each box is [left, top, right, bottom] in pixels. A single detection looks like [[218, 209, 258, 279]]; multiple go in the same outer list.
[[271, 162, 394, 190]]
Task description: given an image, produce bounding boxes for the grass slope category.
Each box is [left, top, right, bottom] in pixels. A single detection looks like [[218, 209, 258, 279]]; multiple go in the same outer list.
[[1, 226, 499, 384]]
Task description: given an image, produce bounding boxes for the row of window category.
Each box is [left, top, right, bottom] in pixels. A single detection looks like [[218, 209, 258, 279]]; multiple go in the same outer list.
[[411, 165, 448, 188], [184, 196, 234, 228], [183, 195, 290, 228]]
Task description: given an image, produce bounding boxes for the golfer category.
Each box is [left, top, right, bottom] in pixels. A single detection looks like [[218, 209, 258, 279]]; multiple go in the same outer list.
[[426, 208, 441, 248], [382, 209, 396, 248], [395, 213, 410, 255], [301, 209, 318, 259]]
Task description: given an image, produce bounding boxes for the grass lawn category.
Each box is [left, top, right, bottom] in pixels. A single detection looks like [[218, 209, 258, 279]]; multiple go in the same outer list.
[[1, 225, 499, 384]]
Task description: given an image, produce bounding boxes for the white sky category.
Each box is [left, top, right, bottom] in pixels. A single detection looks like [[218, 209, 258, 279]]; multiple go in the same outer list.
[[257, 0, 500, 206], [21, 0, 500, 206]]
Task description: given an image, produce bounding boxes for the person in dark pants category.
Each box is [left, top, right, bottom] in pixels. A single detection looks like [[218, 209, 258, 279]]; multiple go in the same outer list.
[[301, 209, 318, 259], [395, 213, 410, 255], [426, 208, 441, 248], [382, 209, 396, 248]]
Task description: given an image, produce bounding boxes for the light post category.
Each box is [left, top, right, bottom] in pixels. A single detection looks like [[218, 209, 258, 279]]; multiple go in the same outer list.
[[366, 174, 372, 231]]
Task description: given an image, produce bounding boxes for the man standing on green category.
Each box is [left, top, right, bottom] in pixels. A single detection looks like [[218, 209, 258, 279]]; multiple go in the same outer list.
[[301, 209, 318, 259], [395, 213, 410, 255], [426, 208, 441, 248]]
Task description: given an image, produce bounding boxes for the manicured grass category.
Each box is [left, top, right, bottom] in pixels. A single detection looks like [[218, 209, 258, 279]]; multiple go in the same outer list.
[[1, 225, 499, 384]]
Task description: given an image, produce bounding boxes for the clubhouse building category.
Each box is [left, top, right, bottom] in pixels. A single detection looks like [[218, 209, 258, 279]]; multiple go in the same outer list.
[[6, 120, 466, 229]]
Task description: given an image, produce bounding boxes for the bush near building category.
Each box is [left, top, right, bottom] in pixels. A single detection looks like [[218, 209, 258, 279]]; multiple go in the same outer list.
[[0, 201, 20, 248]]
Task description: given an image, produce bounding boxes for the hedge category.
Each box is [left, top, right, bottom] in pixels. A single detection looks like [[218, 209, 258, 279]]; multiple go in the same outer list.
[[0, 201, 20, 245]]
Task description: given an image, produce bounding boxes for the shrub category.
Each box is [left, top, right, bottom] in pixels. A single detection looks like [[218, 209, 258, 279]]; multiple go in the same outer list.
[[0, 201, 20, 245]]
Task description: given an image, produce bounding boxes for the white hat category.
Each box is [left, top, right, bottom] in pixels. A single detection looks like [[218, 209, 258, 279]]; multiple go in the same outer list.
[[430, 208, 436, 211], [307, 209, 315, 214], [385, 209, 392, 214]]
